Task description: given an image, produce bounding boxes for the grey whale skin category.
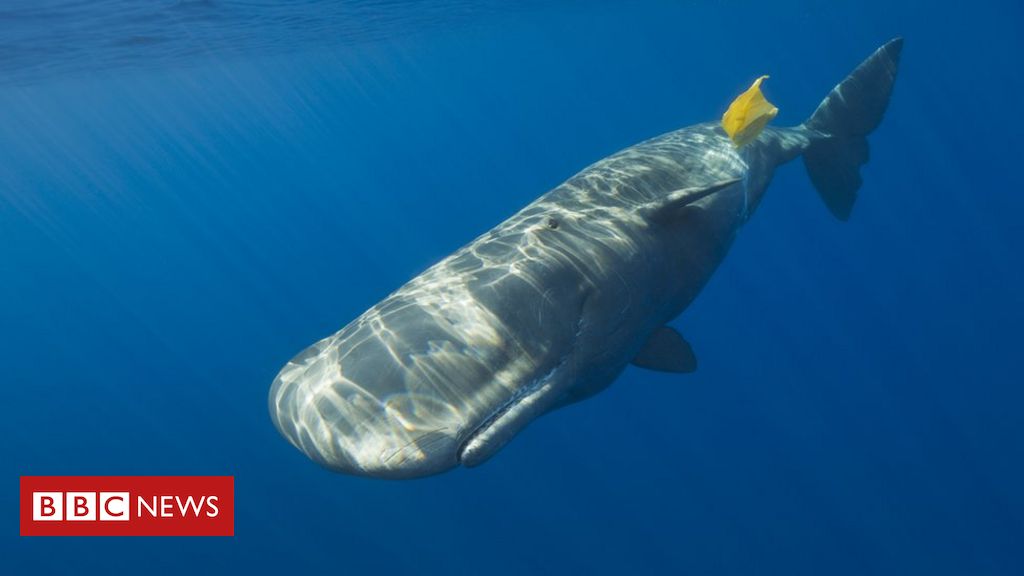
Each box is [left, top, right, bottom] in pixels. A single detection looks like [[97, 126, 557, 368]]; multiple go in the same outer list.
[[270, 39, 902, 479]]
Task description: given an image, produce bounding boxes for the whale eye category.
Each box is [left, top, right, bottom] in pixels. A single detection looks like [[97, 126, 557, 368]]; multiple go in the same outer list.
[[545, 217, 559, 230]]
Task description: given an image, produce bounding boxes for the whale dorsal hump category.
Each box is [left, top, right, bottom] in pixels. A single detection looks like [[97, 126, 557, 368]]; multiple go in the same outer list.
[[642, 178, 741, 224], [632, 326, 697, 373]]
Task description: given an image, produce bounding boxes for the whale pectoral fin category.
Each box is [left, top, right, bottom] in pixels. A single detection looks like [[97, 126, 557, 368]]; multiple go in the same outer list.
[[643, 178, 741, 224], [632, 326, 697, 373]]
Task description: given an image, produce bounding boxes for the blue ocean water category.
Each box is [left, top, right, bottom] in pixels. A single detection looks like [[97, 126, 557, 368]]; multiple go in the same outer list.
[[2, 0, 1022, 573]]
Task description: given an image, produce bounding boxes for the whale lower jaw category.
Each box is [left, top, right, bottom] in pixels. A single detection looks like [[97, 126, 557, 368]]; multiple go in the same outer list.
[[457, 359, 569, 467]]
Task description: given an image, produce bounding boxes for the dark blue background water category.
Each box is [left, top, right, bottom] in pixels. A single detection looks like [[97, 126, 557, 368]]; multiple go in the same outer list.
[[3, 1, 1022, 574]]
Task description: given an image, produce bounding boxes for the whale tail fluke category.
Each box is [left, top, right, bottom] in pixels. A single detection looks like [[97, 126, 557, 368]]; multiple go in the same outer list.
[[802, 37, 903, 220]]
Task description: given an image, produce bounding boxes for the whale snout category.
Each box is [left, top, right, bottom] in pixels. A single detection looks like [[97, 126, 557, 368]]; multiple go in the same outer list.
[[268, 284, 550, 479], [268, 336, 472, 479]]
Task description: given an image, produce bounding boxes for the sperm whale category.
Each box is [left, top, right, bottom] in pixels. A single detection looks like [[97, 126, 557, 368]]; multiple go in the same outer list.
[[269, 38, 902, 479]]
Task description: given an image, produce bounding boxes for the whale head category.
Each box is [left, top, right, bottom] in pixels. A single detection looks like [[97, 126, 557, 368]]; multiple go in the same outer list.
[[268, 277, 581, 479]]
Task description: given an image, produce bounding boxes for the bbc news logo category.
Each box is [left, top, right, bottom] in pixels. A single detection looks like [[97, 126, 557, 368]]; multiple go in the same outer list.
[[32, 491, 219, 522], [20, 476, 233, 536]]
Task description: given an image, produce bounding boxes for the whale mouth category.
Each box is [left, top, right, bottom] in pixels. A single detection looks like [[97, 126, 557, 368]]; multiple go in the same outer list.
[[456, 358, 568, 467], [457, 387, 536, 462], [456, 311, 584, 468]]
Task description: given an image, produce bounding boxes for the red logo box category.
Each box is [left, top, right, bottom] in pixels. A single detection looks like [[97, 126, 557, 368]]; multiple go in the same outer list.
[[20, 476, 234, 536]]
